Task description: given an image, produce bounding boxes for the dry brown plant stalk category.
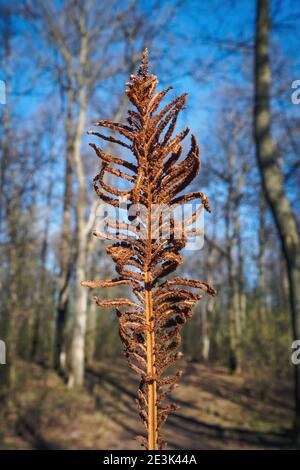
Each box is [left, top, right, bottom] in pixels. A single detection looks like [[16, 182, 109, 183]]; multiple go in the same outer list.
[[82, 49, 216, 450]]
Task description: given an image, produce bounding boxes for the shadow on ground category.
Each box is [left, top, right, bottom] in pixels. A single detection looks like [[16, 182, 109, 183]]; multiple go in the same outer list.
[[0, 359, 295, 450], [85, 359, 295, 450]]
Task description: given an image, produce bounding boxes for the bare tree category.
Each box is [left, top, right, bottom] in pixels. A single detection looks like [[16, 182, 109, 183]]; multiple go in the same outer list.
[[254, 0, 300, 438]]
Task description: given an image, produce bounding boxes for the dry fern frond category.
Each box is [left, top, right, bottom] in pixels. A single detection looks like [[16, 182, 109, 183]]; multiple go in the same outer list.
[[83, 49, 216, 450]]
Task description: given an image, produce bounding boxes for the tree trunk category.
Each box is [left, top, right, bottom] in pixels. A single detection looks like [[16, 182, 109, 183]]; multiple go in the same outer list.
[[202, 247, 215, 361], [257, 191, 267, 319], [226, 148, 243, 373], [68, 83, 88, 388], [254, 0, 300, 438], [31, 181, 52, 363], [54, 88, 74, 374]]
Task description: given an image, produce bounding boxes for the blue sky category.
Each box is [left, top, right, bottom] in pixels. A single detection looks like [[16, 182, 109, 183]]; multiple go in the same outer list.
[[0, 0, 299, 284]]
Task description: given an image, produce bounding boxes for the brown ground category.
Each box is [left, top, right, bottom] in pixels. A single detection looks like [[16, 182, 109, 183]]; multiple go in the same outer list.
[[0, 359, 295, 450]]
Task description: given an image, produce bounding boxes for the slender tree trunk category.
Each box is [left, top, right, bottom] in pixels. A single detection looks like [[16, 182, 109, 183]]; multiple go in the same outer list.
[[254, 0, 300, 438], [237, 217, 247, 332], [68, 82, 88, 387], [233, 192, 243, 357], [258, 191, 267, 319], [201, 308, 210, 361], [86, 299, 97, 366], [226, 150, 242, 373], [31, 181, 52, 362], [202, 248, 215, 361], [54, 89, 74, 374]]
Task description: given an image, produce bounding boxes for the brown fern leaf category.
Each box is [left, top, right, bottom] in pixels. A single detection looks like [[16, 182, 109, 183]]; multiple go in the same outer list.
[[82, 48, 216, 450]]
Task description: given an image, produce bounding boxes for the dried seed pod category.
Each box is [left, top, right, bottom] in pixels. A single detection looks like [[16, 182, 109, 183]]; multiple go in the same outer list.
[[82, 49, 216, 450]]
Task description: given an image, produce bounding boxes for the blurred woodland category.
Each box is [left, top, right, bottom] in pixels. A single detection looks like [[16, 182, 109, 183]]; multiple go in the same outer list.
[[0, 0, 299, 450]]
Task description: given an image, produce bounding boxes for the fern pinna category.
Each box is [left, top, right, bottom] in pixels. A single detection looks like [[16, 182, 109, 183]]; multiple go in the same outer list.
[[82, 49, 216, 450]]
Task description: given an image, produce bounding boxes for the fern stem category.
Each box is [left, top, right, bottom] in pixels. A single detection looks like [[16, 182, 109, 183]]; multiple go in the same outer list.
[[145, 178, 158, 450], [145, 277, 158, 450]]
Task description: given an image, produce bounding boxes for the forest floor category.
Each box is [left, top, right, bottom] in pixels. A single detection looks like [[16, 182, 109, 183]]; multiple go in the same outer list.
[[0, 358, 296, 450]]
